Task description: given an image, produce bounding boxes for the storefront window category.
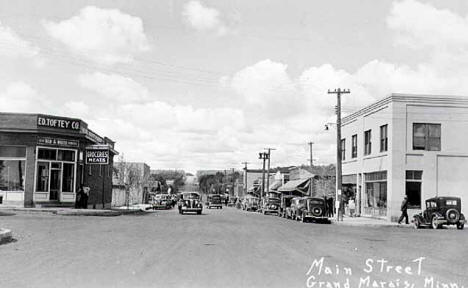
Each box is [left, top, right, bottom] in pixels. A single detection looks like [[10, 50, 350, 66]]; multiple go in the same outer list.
[[36, 162, 49, 192], [38, 148, 57, 160], [0, 160, 25, 191], [364, 171, 387, 216], [0, 146, 26, 158], [58, 150, 75, 162], [62, 163, 75, 192]]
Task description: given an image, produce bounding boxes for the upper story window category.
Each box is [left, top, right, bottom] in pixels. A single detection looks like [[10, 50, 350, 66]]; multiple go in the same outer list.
[[352, 135, 357, 158], [340, 139, 346, 161], [364, 130, 372, 155], [413, 123, 441, 151], [380, 125, 388, 152]]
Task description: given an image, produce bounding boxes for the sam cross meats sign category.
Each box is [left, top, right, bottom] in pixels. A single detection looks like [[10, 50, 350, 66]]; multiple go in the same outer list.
[[86, 147, 109, 164]]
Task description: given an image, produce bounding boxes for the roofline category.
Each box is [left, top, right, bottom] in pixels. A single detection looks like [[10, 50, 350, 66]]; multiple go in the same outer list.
[[342, 93, 468, 124]]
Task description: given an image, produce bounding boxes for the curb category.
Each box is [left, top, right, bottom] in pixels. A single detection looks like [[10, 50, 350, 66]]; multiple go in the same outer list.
[[332, 221, 414, 228], [0, 228, 12, 244], [55, 210, 122, 217]]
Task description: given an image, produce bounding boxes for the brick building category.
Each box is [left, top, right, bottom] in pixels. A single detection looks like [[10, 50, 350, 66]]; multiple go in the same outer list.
[[0, 113, 117, 208]]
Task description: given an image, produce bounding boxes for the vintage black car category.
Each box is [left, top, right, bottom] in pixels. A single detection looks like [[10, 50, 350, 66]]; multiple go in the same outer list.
[[207, 194, 222, 209], [178, 192, 203, 215], [413, 196, 465, 230], [151, 194, 172, 210], [261, 191, 281, 215], [296, 197, 329, 223]]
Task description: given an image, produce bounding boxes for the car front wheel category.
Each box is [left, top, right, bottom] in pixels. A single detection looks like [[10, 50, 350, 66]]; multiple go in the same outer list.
[[431, 216, 440, 229], [457, 222, 464, 230]]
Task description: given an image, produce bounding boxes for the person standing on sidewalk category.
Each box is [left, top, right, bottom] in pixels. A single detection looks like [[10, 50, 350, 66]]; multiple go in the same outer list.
[[398, 195, 409, 224]]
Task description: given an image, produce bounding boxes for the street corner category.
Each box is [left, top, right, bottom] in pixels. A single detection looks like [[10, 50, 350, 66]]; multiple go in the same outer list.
[[0, 228, 13, 245]]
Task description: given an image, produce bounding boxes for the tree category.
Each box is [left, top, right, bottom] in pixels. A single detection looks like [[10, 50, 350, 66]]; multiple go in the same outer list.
[[115, 154, 144, 208]]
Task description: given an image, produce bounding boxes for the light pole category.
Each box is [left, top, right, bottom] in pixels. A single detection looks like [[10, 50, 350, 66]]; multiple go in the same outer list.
[[241, 162, 249, 197]]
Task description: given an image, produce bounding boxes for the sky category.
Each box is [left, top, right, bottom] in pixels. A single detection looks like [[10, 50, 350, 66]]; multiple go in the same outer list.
[[1, 0, 468, 173]]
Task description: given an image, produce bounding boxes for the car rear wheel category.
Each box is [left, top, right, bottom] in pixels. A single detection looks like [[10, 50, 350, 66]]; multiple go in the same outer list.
[[431, 216, 440, 229], [457, 222, 464, 230]]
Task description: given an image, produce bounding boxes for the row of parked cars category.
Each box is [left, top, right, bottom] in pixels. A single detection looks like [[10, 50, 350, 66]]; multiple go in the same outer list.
[[240, 191, 330, 223]]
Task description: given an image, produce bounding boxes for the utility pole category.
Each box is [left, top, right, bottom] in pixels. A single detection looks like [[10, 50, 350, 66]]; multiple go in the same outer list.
[[241, 162, 249, 196], [308, 142, 314, 168], [258, 152, 269, 204], [264, 148, 275, 194], [328, 88, 350, 221]]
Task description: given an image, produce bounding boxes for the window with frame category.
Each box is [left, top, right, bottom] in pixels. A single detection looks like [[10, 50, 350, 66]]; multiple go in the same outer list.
[[364, 130, 372, 155], [0, 160, 25, 191], [352, 134, 357, 158], [340, 139, 346, 161], [405, 170, 422, 209], [380, 125, 388, 152], [413, 123, 441, 151]]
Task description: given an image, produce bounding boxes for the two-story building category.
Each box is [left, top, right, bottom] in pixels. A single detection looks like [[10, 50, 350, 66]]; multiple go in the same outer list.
[[341, 93, 468, 221]]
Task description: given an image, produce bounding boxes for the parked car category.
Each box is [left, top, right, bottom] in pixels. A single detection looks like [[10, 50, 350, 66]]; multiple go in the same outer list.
[[178, 192, 203, 215], [279, 195, 295, 218], [289, 197, 305, 220], [261, 191, 281, 215], [296, 197, 329, 223], [413, 196, 465, 230], [243, 195, 260, 211], [207, 194, 223, 209], [151, 194, 172, 210]]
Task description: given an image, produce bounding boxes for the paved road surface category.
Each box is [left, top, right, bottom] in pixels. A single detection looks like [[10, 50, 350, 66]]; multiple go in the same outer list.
[[0, 207, 467, 288]]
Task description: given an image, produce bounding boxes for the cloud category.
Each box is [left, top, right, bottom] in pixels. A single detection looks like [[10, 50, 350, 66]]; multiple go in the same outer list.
[[0, 82, 49, 113], [182, 1, 228, 35], [43, 6, 149, 65], [78, 72, 150, 103], [0, 21, 43, 66], [387, 0, 468, 50]]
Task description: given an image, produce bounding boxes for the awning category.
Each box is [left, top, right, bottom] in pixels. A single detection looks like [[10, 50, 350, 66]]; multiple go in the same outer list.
[[278, 178, 310, 194], [269, 180, 282, 191]]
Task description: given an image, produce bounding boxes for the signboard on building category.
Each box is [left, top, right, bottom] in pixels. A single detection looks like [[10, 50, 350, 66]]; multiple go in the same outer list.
[[37, 115, 81, 131], [38, 137, 79, 148], [85, 146, 109, 164]]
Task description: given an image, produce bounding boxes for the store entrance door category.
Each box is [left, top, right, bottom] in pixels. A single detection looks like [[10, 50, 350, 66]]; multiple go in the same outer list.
[[50, 166, 62, 201]]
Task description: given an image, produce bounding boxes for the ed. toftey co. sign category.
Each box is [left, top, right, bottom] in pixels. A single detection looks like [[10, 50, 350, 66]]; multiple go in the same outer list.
[[37, 115, 81, 131], [86, 147, 109, 164]]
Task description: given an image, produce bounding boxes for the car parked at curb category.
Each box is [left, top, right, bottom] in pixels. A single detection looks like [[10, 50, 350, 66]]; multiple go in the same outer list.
[[261, 191, 281, 215], [296, 197, 329, 223], [413, 196, 465, 230], [178, 192, 203, 215]]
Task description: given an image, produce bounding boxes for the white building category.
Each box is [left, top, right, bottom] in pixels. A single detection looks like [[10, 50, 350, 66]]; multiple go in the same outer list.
[[341, 93, 468, 222]]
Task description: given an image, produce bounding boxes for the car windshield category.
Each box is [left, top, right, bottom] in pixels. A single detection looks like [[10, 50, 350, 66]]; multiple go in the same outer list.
[[182, 193, 200, 200]]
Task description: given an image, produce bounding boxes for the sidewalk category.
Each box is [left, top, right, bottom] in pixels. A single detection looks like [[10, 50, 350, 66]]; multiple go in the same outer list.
[[0, 207, 122, 216], [332, 215, 413, 228]]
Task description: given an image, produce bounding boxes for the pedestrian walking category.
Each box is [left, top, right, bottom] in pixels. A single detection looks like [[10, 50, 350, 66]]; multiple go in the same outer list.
[[398, 195, 409, 224]]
